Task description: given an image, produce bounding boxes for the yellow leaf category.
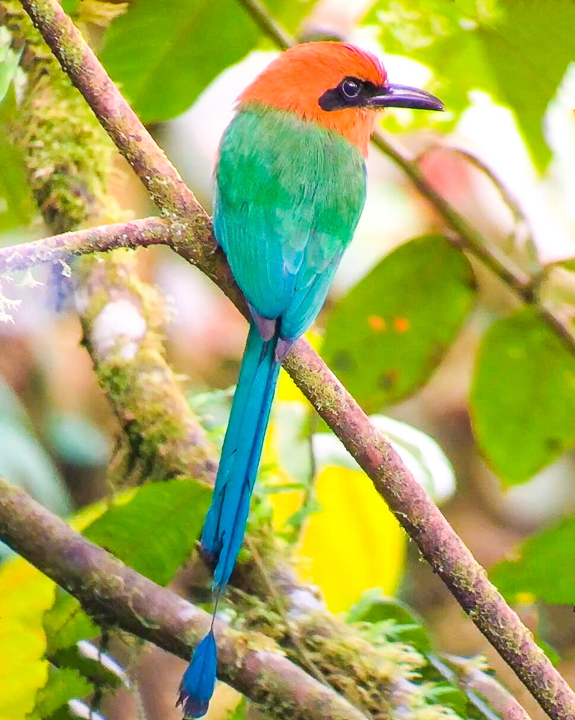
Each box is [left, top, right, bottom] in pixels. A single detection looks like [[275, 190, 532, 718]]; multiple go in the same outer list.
[[0, 494, 119, 718], [0, 558, 55, 719], [294, 465, 405, 613], [268, 330, 407, 613]]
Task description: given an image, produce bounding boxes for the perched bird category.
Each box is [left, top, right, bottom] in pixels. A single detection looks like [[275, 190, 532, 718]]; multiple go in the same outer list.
[[177, 41, 443, 718]]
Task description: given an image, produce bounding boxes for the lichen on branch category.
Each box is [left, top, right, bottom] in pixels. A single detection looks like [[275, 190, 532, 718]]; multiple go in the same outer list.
[[2, 0, 216, 482]]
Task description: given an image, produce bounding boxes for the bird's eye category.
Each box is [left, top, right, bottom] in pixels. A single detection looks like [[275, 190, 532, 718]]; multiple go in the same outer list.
[[341, 78, 361, 99]]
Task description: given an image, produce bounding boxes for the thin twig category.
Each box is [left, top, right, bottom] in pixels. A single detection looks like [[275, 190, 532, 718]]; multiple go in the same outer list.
[[14, 2, 575, 718], [419, 143, 534, 241], [236, 0, 292, 50], [0, 217, 170, 273], [439, 654, 534, 720]]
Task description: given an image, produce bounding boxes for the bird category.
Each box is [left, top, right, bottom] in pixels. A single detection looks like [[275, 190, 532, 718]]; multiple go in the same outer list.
[[177, 41, 444, 718]]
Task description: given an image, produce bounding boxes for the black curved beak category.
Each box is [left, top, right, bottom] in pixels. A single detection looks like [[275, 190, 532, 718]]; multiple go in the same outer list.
[[369, 83, 445, 112]]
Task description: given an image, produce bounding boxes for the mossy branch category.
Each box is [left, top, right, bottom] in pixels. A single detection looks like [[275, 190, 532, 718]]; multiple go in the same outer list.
[[3, 0, 218, 483], [9, 1, 575, 718], [0, 478, 370, 720]]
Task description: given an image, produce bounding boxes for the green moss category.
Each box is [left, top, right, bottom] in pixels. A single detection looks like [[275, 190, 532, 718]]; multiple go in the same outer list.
[[3, 0, 122, 232], [229, 590, 436, 720], [76, 251, 217, 483], [2, 2, 217, 485], [284, 359, 341, 416], [18, 76, 122, 232]]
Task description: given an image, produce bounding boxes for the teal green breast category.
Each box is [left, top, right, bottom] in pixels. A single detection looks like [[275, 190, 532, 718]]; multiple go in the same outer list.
[[214, 106, 366, 339]]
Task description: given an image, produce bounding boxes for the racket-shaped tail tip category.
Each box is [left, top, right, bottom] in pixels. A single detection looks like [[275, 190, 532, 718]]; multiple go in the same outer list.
[[177, 630, 218, 718]]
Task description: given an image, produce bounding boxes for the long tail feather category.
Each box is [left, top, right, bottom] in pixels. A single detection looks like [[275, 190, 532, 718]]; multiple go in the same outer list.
[[178, 321, 280, 718], [202, 320, 280, 589], [177, 630, 217, 718]]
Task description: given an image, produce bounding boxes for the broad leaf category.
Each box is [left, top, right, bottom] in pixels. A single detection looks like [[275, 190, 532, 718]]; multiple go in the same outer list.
[[84, 478, 211, 585], [366, 0, 575, 169], [99, 0, 315, 123], [43, 592, 99, 656], [323, 235, 476, 412], [294, 464, 406, 612], [30, 667, 92, 720], [491, 514, 575, 604], [29, 479, 210, 717], [0, 32, 21, 106], [471, 308, 575, 484], [476, 0, 575, 170]]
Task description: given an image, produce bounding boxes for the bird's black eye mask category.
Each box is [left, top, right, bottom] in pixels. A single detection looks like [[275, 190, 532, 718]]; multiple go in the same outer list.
[[318, 76, 379, 111], [318, 76, 446, 113]]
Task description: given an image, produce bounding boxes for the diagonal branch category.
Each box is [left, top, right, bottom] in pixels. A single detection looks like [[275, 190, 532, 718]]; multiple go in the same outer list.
[[14, 1, 575, 718], [0, 478, 369, 720]]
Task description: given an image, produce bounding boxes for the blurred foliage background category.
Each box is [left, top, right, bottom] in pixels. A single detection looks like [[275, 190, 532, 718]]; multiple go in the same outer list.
[[1, 0, 575, 718]]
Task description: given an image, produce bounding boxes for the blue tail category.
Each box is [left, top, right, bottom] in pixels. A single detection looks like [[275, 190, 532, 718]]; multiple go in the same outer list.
[[177, 630, 217, 718], [178, 322, 280, 718], [202, 321, 281, 590]]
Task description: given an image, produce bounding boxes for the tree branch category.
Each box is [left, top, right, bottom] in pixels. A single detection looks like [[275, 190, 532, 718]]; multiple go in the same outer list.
[[4, 0, 219, 485], [0, 478, 369, 720], [0, 217, 170, 273], [441, 655, 533, 720], [13, 1, 575, 718]]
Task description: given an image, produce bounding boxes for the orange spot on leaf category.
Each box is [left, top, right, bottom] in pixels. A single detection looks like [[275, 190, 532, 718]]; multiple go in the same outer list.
[[367, 315, 386, 332], [394, 317, 410, 333]]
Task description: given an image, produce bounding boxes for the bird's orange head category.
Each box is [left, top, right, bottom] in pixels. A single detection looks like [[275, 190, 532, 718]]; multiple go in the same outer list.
[[239, 42, 444, 156]]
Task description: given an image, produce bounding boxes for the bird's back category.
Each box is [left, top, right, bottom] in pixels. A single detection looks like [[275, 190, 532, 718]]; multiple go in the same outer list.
[[214, 105, 367, 339]]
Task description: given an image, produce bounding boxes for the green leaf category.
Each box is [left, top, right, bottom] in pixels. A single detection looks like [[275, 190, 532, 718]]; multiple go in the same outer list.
[[0, 36, 21, 106], [43, 592, 99, 656], [227, 697, 248, 719], [471, 308, 575, 484], [347, 588, 432, 653], [84, 478, 211, 585], [425, 683, 468, 717], [61, 0, 80, 15], [31, 667, 92, 720], [491, 514, 575, 604], [365, 0, 575, 169], [31, 479, 210, 717], [99, 0, 315, 124], [475, 0, 575, 170], [322, 235, 476, 412], [365, 0, 499, 135], [0, 31, 35, 232]]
